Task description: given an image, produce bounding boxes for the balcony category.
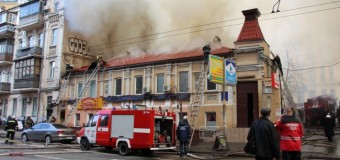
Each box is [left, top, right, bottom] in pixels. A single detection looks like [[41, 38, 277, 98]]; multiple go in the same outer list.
[[0, 82, 10, 92], [14, 78, 40, 89], [16, 46, 42, 59], [17, 13, 44, 31], [0, 24, 15, 38], [0, 53, 13, 66]]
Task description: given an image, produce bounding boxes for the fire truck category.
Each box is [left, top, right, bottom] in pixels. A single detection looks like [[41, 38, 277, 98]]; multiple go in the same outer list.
[[304, 95, 338, 125], [79, 108, 177, 156]]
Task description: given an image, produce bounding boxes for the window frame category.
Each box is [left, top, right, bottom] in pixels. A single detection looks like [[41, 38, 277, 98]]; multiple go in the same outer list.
[[135, 76, 143, 94], [51, 28, 58, 46], [156, 74, 164, 93], [115, 78, 122, 96], [206, 112, 217, 127], [179, 71, 189, 92], [49, 61, 55, 78]]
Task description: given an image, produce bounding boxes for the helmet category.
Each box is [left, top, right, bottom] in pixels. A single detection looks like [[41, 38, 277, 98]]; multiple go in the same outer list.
[[11, 115, 16, 119], [183, 116, 187, 120]]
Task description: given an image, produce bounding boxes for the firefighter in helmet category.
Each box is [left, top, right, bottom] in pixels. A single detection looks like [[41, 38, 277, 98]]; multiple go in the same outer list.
[[5, 116, 18, 144]]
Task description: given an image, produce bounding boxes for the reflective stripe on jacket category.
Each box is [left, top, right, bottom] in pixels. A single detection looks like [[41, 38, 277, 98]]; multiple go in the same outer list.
[[275, 115, 303, 151], [5, 120, 18, 132]]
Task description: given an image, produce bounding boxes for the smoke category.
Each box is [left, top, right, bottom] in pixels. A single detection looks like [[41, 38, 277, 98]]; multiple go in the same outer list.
[[64, 0, 231, 58]]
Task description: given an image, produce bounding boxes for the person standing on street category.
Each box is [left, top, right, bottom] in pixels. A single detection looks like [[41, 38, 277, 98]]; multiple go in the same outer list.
[[176, 116, 191, 158], [5, 116, 18, 144], [324, 113, 335, 142], [25, 115, 34, 129], [276, 107, 304, 160], [247, 108, 280, 160]]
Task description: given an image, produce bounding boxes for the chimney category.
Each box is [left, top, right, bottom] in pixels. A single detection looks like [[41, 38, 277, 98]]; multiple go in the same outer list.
[[236, 8, 265, 42]]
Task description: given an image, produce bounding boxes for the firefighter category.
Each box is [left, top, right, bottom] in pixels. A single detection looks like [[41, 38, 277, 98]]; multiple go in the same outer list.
[[176, 116, 191, 157], [25, 115, 34, 129], [5, 116, 18, 144]]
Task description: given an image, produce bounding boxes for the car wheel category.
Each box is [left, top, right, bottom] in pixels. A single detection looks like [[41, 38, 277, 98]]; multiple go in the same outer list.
[[118, 142, 129, 156], [80, 138, 90, 151], [22, 134, 29, 142], [45, 135, 52, 144]]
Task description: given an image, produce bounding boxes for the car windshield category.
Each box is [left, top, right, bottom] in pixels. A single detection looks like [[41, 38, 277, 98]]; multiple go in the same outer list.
[[52, 124, 69, 129]]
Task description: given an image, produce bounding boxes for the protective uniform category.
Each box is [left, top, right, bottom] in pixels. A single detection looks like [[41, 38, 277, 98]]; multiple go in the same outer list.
[[5, 116, 18, 144]]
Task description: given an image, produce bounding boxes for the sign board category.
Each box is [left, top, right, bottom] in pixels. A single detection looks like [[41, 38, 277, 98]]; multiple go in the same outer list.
[[208, 55, 223, 84], [271, 72, 280, 89], [77, 98, 103, 110], [225, 60, 237, 85]]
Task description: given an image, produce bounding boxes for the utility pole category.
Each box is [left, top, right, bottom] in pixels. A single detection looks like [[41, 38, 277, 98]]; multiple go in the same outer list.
[[222, 57, 227, 139]]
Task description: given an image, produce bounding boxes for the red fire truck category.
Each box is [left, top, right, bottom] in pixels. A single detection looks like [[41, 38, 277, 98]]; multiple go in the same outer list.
[[304, 95, 337, 125], [79, 108, 177, 155]]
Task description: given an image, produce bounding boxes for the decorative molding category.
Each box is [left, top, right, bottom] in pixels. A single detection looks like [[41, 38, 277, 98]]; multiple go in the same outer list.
[[146, 67, 152, 76], [166, 65, 172, 74], [124, 69, 131, 77]]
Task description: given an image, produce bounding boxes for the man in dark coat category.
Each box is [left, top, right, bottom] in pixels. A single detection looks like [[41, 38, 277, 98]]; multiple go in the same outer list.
[[247, 108, 280, 160], [324, 113, 335, 142], [5, 116, 18, 144], [176, 116, 191, 157]]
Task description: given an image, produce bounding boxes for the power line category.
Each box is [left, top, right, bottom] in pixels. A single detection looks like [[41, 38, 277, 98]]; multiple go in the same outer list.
[[92, 6, 340, 51], [283, 61, 340, 71], [89, 1, 340, 49]]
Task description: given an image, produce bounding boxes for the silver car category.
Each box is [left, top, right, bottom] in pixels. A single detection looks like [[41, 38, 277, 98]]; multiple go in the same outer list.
[[22, 123, 76, 144]]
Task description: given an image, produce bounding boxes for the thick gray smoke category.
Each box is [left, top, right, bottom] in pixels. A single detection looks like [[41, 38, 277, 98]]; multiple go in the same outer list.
[[65, 0, 340, 102]]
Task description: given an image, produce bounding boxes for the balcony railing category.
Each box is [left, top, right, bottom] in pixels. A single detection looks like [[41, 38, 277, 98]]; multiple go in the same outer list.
[[0, 53, 13, 62], [0, 24, 15, 38], [16, 46, 42, 58], [17, 13, 44, 31], [14, 78, 40, 89], [0, 82, 10, 91]]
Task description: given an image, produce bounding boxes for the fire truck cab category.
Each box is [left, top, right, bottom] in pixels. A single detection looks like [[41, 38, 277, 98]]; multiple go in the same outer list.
[[79, 108, 176, 155]]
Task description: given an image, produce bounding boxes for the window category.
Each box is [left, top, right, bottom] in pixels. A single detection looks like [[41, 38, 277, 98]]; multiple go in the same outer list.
[[75, 113, 80, 126], [135, 76, 143, 94], [20, 1, 40, 18], [156, 74, 164, 93], [18, 39, 23, 49], [88, 113, 93, 122], [89, 80, 96, 97], [47, 96, 52, 106], [100, 115, 109, 127], [87, 115, 99, 127], [179, 71, 188, 92], [28, 36, 34, 47], [8, 13, 16, 24], [104, 81, 109, 96], [32, 97, 38, 116], [32, 123, 42, 129], [14, 58, 41, 80], [77, 83, 83, 97], [49, 61, 55, 78], [12, 98, 17, 116], [206, 112, 216, 126], [22, 98, 27, 116], [0, 13, 6, 23], [207, 78, 216, 90], [54, 2, 59, 12], [38, 33, 44, 47], [115, 78, 122, 95], [51, 28, 58, 46], [193, 73, 200, 89]]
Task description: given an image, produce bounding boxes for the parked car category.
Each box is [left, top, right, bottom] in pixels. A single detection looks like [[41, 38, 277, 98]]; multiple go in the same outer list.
[[21, 123, 77, 144], [0, 117, 7, 126], [16, 117, 24, 131]]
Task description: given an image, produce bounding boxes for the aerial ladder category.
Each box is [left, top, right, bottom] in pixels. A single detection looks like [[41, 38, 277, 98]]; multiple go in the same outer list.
[[63, 56, 103, 125], [188, 45, 210, 147]]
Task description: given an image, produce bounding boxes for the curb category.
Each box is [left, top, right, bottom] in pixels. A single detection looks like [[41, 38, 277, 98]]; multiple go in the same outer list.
[[0, 150, 91, 156]]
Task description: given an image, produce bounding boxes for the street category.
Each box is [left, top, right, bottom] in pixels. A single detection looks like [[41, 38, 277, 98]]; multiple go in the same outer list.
[[0, 127, 339, 160]]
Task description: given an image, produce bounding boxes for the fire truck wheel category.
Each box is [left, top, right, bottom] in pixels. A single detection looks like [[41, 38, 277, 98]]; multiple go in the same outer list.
[[118, 142, 129, 156], [80, 138, 91, 151]]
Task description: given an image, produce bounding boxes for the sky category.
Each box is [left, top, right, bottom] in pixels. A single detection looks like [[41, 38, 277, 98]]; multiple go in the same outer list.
[[64, 0, 339, 101]]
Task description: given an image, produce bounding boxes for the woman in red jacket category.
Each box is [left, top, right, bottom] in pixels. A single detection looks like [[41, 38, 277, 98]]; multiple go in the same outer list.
[[275, 107, 304, 160]]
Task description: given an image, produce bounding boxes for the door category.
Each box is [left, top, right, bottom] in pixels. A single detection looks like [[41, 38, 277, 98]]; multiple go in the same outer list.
[[29, 123, 42, 140], [96, 115, 110, 146], [237, 82, 259, 127], [85, 115, 99, 144]]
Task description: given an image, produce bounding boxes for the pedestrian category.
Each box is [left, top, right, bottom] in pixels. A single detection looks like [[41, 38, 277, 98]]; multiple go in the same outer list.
[[324, 113, 335, 142], [246, 108, 280, 160], [275, 107, 304, 160], [50, 116, 56, 123], [5, 116, 18, 144], [25, 115, 34, 129], [176, 116, 191, 158]]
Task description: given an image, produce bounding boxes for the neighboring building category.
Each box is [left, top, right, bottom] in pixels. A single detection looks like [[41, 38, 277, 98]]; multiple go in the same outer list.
[[0, 4, 17, 117]]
